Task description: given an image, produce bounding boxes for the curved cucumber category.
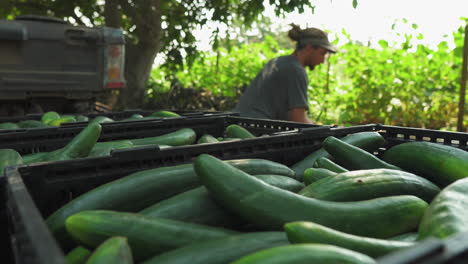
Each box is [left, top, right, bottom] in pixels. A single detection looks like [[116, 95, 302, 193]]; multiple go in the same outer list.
[[313, 157, 348, 173], [45, 121, 102, 161], [225, 124, 256, 139], [323, 136, 401, 170], [418, 177, 468, 239], [47, 158, 293, 249], [291, 132, 386, 180], [303, 167, 337, 185], [383, 141, 468, 187], [141, 232, 289, 264], [194, 154, 428, 238], [285, 221, 415, 258], [230, 244, 376, 264], [65, 246, 91, 264], [130, 128, 196, 146], [140, 175, 303, 228], [86, 236, 133, 264], [299, 169, 440, 202], [65, 210, 238, 261]]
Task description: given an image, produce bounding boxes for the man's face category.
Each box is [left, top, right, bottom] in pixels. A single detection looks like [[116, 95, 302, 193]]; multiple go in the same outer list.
[[306, 46, 329, 70]]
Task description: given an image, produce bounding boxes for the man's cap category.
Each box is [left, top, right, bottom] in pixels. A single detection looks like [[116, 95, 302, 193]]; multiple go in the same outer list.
[[301, 36, 337, 53]]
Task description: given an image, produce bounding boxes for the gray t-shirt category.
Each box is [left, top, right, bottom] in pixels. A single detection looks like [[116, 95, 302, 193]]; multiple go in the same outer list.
[[233, 55, 308, 121]]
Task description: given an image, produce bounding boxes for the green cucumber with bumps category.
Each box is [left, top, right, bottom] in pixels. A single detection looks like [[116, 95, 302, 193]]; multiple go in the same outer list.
[[130, 128, 196, 146], [141, 232, 289, 264], [194, 154, 428, 238], [65, 210, 238, 261], [383, 141, 468, 187], [285, 221, 415, 258], [86, 236, 133, 264], [418, 177, 468, 239], [323, 136, 401, 170], [291, 131, 386, 180], [299, 169, 440, 202], [230, 244, 376, 264]]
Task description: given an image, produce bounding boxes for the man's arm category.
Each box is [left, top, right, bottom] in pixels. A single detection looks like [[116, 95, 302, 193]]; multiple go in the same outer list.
[[288, 107, 316, 124]]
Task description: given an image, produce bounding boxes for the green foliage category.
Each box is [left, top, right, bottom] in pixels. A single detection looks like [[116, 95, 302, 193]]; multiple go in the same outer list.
[[149, 23, 466, 130]]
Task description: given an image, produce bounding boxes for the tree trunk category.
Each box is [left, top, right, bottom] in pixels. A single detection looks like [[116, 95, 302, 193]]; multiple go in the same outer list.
[[114, 0, 162, 110]]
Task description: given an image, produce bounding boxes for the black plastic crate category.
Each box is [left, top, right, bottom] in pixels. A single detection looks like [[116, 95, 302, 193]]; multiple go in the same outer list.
[[6, 124, 468, 264], [6, 125, 379, 264], [0, 109, 234, 123], [0, 115, 321, 155]]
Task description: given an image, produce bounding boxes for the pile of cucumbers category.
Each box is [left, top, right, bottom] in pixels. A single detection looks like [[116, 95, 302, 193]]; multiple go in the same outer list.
[[32, 130, 468, 263], [0, 110, 183, 130], [0, 116, 256, 169]]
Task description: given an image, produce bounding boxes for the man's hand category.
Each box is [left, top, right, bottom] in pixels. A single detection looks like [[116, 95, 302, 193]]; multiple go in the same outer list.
[[288, 107, 316, 124]]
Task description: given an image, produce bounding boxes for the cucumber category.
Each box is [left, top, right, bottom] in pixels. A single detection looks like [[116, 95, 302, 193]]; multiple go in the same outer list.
[[225, 158, 295, 178], [323, 136, 401, 170], [65, 210, 238, 261], [49, 116, 77, 126], [313, 157, 349, 173], [41, 111, 61, 124], [150, 110, 181, 118], [0, 149, 23, 174], [65, 246, 91, 264], [75, 115, 89, 122], [254, 174, 304, 193], [140, 187, 244, 229], [291, 132, 386, 180], [141, 232, 289, 264], [303, 167, 337, 185], [388, 232, 419, 242], [383, 141, 468, 187], [225, 124, 256, 139], [230, 244, 376, 264], [17, 119, 50, 128], [47, 158, 293, 249], [130, 128, 196, 146], [197, 134, 219, 144], [299, 169, 440, 202], [140, 175, 303, 228], [22, 152, 48, 164], [418, 177, 468, 239], [45, 121, 102, 161], [88, 140, 134, 157], [194, 154, 428, 238], [0, 122, 19, 130], [86, 236, 133, 264], [92, 116, 114, 123], [285, 221, 415, 258]]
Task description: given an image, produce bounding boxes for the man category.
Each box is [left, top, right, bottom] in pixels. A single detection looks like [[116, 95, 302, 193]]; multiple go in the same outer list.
[[233, 24, 337, 123]]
